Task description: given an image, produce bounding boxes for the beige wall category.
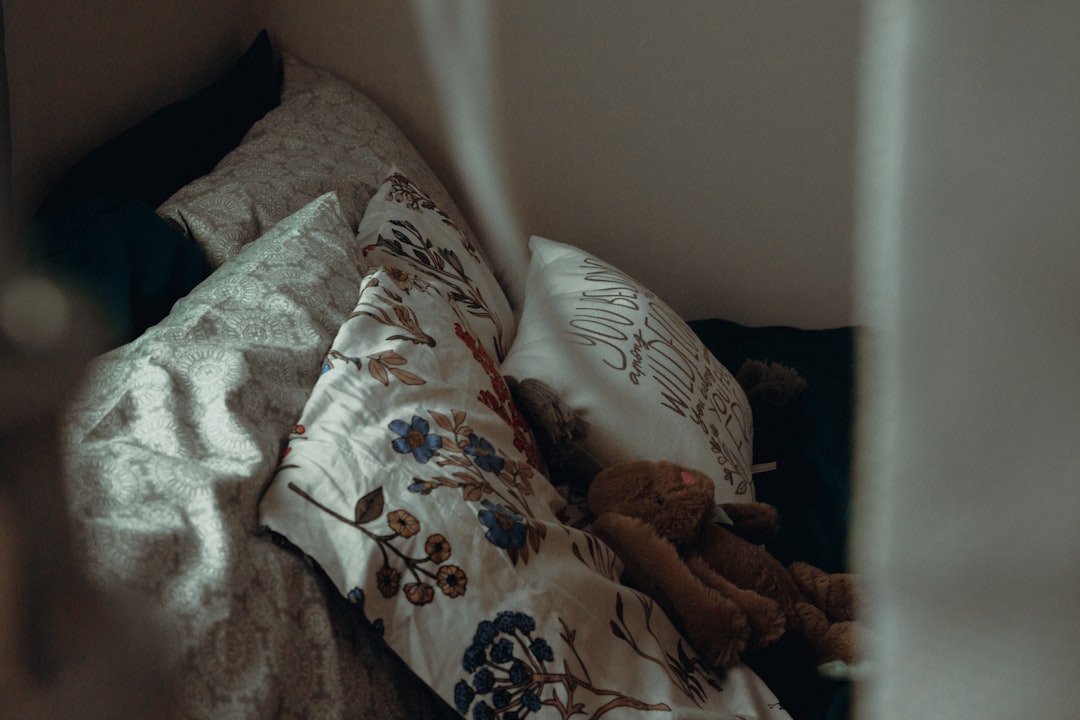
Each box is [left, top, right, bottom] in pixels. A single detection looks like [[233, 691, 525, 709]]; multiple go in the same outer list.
[[5, 0, 859, 328], [265, 1, 860, 328], [3, 0, 257, 229]]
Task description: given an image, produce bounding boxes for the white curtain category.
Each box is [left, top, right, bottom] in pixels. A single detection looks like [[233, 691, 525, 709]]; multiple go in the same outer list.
[[855, 1, 1080, 717]]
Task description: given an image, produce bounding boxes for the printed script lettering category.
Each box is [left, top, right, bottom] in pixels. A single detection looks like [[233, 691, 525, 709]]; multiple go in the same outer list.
[[565, 257, 750, 483]]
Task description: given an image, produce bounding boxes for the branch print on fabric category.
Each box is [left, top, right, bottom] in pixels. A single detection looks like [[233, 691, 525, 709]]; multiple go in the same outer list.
[[363, 214, 508, 360], [285, 484, 467, 605], [394, 405, 547, 566], [320, 270, 433, 386], [608, 592, 721, 707], [455, 611, 671, 720]]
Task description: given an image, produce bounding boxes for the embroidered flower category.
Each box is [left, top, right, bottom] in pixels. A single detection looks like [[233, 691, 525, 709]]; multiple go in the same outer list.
[[493, 688, 512, 709], [477, 500, 527, 550], [436, 565, 468, 598], [529, 637, 555, 662], [386, 509, 420, 538], [508, 658, 531, 685], [390, 416, 442, 463], [474, 620, 498, 646], [472, 700, 494, 720], [473, 667, 495, 694], [404, 582, 435, 606], [463, 643, 487, 673], [376, 565, 401, 598], [425, 534, 451, 563], [490, 637, 514, 664], [384, 265, 429, 292], [522, 690, 543, 712], [463, 433, 505, 474], [454, 680, 476, 714]]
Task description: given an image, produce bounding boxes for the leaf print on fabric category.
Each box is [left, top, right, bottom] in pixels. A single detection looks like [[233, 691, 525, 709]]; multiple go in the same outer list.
[[390, 416, 443, 463], [285, 483, 467, 606], [569, 532, 622, 582], [608, 591, 721, 707], [350, 272, 436, 347], [368, 350, 426, 386], [455, 323, 544, 472], [384, 172, 465, 240], [455, 611, 671, 719], [364, 218, 507, 360]]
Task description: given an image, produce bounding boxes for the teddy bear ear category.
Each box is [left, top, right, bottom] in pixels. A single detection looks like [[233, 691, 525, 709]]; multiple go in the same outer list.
[[507, 377, 600, 486]]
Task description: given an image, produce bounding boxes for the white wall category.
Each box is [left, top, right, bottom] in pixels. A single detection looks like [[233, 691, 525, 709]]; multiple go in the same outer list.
[[3, 0, 257, 229], [262, 0, 861, 328]]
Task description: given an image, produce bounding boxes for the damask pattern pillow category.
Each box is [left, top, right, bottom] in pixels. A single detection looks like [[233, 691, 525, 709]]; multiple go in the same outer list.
[[257, 267, 786, 720], [500, 236, 755, 505], [357, 171, 516, 362], [157, 53, 471, 269]]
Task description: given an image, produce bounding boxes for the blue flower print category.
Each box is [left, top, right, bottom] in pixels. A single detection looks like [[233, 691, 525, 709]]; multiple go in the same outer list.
[[463, 433, 505, 474], [455, 680, 476, 714], [473, 667, 495, 693], [522, 690, 542, 712], [490, 637, 514, 664], [463, 643, 487, 673], [529, 637, 554, 662], [508, 659, 530, 685], [389, 416, 442, 463], [477, 500, 527, 550], [474, 620, 498, 646]]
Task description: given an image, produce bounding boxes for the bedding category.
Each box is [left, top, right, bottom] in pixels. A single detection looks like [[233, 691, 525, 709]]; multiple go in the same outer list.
[[53, 44, 857, 720], [157, 52, 475, 270]]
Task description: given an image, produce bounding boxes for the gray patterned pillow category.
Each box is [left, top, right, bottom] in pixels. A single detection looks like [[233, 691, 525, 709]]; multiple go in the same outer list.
[[156, 53, 468, 269]]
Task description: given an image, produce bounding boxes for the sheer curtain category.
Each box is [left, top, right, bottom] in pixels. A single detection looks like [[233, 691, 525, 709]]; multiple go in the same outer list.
[[854, 1, 1080, 718]]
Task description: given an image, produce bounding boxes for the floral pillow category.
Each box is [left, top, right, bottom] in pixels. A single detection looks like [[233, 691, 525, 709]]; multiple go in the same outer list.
[[500, 236, 755, 505], [357, 171, 516, 362], [257, 267, 786, 720], [157, 53, 473, 269]]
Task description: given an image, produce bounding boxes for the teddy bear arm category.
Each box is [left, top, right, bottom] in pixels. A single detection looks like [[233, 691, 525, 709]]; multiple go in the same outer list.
[[684, 554, 786, 650], [719, 502, 781, 544], [590, 512, 750, 667], [793, 603, 858, 667], [790, 562, 860, 623]]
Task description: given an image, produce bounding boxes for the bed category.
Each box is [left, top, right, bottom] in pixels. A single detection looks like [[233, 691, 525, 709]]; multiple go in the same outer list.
[[22, 33, 856, 720]]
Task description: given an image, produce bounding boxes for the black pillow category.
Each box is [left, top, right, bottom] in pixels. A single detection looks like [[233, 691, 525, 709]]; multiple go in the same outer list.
[[25, 196, 209, 349], [687, 318, 856, 574], [39, 30, 280, 213]]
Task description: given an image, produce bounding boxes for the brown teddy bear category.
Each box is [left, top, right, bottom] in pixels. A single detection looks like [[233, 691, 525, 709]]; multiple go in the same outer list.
[[587, 459, 859, 670]]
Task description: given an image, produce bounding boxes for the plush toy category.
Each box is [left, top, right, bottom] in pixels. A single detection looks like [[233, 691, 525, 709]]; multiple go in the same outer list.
[[587, 459, 859, 670]]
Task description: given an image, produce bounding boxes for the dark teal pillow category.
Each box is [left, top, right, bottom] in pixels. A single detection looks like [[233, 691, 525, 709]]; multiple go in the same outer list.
[[689, 318, 856, 720], [25, 196, 209, 348], [39, 30, 279, 213], [688, 318, 856, 574]]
